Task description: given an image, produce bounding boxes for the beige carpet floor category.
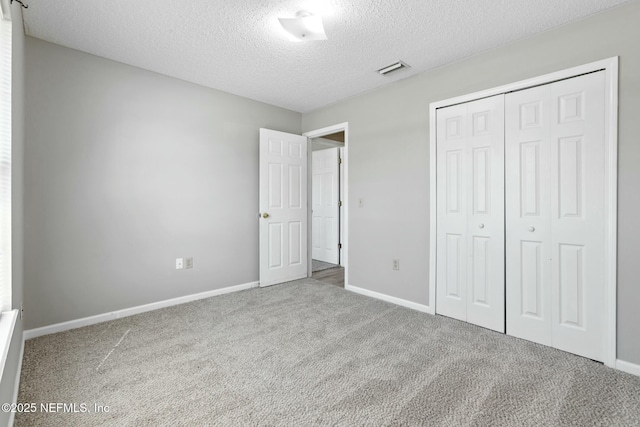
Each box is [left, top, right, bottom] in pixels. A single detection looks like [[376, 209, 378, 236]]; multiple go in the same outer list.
[[16, 279, 640, 426]]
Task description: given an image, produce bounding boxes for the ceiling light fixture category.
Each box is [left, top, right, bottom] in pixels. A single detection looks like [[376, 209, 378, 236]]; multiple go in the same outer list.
[[278, 10, 327, 41]]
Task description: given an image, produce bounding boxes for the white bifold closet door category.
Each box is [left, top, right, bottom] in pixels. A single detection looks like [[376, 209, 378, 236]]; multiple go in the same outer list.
[[505, 71, 606, 361], [436, 95, 505, 333]]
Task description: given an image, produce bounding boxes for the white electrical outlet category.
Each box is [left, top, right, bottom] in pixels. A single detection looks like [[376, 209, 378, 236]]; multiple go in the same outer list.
[[176, 258, 184, 269], [185, 257, 193, 269], [393, 259, 400, 270]]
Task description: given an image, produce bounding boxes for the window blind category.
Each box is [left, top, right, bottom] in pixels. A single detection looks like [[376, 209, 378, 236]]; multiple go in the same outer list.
[[0, 17, 12, 313]]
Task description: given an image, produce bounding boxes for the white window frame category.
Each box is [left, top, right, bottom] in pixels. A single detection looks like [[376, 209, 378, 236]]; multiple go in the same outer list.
[[0, 0, 13, 314], [0, 0, 18, 395]]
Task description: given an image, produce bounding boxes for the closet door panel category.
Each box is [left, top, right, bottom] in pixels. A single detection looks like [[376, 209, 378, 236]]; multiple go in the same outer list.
[[436, 104, 468, 322], [437, 96, 505, 332], [506, 85, 553, 346], [506, 71, 606, 361], [466, 95, 505, 333], [549, 71, 606, 361]]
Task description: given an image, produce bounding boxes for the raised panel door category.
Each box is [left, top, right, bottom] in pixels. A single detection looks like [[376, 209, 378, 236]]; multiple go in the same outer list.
[[259, 129, 308, 287], [466, 96, 505, 333], [506, 72, 606, 361], [437, 95, 505, 332], [549, 71, 606, 361], [311, 148, 339, 264], [506, 85, 553, 346], [436, 103, 468, 322]]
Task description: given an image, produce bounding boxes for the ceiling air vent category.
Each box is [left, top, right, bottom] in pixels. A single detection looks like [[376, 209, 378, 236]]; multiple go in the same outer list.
[[377, 61, 410, 76]]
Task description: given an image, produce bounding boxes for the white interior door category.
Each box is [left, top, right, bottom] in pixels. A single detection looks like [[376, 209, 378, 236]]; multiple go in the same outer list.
[[436, 95, 505, 332], [436, 102, 468, 322], [312, 147, 339, 264], [505, 84, 554, 346], [466, 96, 505, 332], [259, 129, 308, 287], [506, 71, 606, 361]]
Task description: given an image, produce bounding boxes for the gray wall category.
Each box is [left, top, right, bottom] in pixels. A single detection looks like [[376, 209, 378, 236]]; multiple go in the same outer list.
[[20, 1, 640, 366], [24, 37, 301, 329], [0, 3, 25, 425], [302, 1, 640, 365]]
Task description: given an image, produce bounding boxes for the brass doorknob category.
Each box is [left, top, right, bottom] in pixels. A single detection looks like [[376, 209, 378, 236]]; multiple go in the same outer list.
[[262, 213, 270, 219]]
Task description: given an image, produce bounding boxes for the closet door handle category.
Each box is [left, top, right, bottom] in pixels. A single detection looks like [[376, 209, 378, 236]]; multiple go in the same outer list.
[[478, 223, 485, 229], [528, 226, 535, 232]]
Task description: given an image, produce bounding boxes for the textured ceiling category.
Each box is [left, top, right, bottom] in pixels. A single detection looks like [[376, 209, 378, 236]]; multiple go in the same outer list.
[[22, 0, 632, 113]]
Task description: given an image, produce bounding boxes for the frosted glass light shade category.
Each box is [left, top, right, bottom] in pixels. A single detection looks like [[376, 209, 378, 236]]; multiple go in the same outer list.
[[278, 11, 327, 41]]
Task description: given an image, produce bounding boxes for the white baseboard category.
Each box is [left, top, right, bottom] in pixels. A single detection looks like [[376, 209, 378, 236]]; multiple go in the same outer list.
[[23, 281, 259, 340], [8, 338, 24, 427], [616, 359, 640, 377], [345, 284, 433, 314]]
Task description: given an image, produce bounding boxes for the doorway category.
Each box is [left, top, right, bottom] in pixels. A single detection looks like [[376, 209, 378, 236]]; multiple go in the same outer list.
[[304, 123, 349, 288]]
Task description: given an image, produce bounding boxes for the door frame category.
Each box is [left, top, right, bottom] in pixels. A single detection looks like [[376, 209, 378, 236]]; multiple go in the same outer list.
[[303, 122, 349, 285], [428, 57, 619, 368]]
